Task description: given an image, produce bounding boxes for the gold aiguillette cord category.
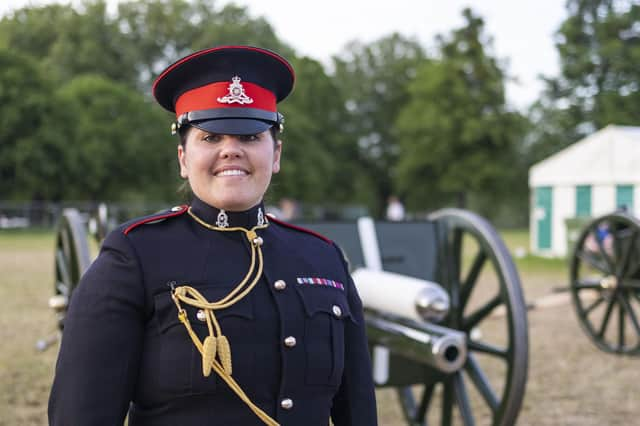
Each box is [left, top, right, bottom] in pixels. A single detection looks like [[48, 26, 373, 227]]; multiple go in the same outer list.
[[170, 207, 278, 426]]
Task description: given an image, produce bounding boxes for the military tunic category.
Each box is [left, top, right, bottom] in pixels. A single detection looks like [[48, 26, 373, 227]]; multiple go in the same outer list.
[[49, 197, 378, 425]]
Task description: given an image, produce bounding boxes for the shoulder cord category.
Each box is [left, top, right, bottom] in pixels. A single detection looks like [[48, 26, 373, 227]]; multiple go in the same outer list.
[[170, 207, 278, 426]]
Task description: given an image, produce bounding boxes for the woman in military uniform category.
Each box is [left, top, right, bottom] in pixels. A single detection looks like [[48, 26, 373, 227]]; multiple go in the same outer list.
[[48, 46, 377, 425]]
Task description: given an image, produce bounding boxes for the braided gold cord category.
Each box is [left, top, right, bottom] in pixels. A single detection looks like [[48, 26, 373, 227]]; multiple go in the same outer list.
[[175, 244, 264, 311], [175, 309, 278, 426], [169, 207, 278, 426]]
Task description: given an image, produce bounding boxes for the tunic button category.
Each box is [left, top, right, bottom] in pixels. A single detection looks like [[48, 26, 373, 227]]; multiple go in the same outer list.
[[274, 280, 287, 291], [332, 305, 342, 318], [284, 336, 297, 347], [196, 309, 207, 322], [280, 398, 293, 410]]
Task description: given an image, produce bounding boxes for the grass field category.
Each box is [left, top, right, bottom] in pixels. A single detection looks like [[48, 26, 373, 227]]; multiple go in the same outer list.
[[0, 230, 60, 426], [1, 228, 639, 425]]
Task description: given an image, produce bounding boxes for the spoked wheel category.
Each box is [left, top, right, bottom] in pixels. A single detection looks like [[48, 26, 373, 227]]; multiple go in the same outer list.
[[397, 209, 528, 426], [52, 208, 91, 329], [570, 212, 640, 355]]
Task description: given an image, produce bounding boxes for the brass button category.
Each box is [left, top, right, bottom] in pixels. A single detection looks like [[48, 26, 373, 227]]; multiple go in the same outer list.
[[196, 309, 206, 322], [280, 398, 293, 410], [284, 336, 297, 347], [274, 280, 287, 291], [332, 305, 342, 318]]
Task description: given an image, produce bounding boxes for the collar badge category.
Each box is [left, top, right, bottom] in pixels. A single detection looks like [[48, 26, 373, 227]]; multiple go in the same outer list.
[[216, 209, 229, 228], [217, 76, 254, 105]]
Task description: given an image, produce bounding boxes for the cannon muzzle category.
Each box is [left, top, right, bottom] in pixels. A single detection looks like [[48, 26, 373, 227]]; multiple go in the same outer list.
[[365, 311, 467, 373]]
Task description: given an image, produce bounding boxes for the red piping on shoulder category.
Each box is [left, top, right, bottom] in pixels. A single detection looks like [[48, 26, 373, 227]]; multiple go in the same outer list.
[[268, 216, 332, 244], [123, 205, 188, 235]]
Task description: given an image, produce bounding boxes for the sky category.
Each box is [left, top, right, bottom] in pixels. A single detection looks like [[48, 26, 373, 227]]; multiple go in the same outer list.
[[1, 0, 568, 110]]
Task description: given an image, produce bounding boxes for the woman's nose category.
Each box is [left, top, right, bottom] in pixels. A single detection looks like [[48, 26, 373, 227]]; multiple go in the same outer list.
[[219, 137, 243, 158]]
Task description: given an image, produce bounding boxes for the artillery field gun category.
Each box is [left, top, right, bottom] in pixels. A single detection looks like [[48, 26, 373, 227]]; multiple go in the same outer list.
[[569, 210, 640, 355], [47, 206, 529, 425]]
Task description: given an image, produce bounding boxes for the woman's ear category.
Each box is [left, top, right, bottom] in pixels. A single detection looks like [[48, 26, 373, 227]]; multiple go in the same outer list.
[[272, 139, 282, 174], [178, 144, 189, 179]]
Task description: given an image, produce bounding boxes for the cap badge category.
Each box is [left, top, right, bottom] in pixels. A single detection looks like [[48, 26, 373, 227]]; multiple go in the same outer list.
[[217, 76, 254, 105]]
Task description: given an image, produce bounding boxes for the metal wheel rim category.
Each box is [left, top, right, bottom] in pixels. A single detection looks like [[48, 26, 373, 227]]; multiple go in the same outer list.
[[54, 208, 91, 328], [570, 212, 640, 355]]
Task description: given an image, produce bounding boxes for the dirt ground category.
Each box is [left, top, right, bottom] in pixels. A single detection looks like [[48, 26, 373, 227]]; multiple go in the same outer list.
[[1, 231, 639, 425]]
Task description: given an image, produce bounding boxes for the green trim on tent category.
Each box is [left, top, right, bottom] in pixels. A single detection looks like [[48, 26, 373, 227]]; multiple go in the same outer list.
[[535, 186, 552, 250], [616, 184, 634, 212], [575, 185, 592, 217]]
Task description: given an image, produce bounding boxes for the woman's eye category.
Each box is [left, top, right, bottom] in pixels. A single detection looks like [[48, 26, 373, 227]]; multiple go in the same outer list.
[[203, 134, 222, 143], [239, 134, 259, 142]]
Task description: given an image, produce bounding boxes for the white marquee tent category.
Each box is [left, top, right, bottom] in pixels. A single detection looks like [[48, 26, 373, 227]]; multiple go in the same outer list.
[[529, 125, 640, 257]]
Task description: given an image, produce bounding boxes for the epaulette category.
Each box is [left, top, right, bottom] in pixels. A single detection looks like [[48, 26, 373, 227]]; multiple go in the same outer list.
[[123, 205, 188, 235], [268, 216, 333, 244]]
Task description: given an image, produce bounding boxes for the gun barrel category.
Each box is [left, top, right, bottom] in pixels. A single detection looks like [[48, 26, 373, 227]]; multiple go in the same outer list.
[[365, 311, 467, 374]]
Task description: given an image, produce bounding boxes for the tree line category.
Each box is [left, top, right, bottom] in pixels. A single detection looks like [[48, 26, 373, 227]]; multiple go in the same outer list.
[[0, 0, 638, 226]]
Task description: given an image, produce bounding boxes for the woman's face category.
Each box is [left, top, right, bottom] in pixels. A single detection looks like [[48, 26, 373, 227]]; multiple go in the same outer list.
[[178, 127, 281, 211]]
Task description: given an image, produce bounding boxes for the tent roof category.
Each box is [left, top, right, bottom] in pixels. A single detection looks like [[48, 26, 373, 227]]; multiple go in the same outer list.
[[529, 125, 640, 187]]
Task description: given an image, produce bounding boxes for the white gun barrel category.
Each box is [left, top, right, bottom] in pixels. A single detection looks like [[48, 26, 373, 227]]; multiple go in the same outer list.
[[351, 268, 450, 322]]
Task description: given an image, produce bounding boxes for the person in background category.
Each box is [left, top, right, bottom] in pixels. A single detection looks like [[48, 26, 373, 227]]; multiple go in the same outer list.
[[278, 197, 300, 221], [48, 45, 377, 426], [386, 195, 405, 221]]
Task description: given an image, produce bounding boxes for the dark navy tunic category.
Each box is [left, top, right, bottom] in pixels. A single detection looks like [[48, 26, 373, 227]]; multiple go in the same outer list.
[[49, 197, 377, 425]]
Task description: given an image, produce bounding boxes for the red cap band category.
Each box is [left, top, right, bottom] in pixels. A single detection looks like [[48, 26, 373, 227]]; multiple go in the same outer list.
[[175, 80, 276, 117]]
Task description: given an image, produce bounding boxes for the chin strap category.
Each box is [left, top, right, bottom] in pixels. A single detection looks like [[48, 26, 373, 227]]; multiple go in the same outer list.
[[170, 207, 278, 426]]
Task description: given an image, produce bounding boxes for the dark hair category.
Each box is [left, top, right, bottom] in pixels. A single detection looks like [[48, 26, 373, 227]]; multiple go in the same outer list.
[[178, 125, 191, 146], [178, 124, 280, 147]]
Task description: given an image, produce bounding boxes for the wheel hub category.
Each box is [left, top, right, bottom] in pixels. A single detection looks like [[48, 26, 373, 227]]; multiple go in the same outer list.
[[600, 275, 618, 289]]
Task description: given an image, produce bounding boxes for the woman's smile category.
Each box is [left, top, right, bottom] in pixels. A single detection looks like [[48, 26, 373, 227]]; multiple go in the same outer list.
[[215, 168, 248, 177]]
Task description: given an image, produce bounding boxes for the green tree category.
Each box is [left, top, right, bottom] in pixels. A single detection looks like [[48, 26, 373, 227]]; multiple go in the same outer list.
[[529, 0, 640, 162], [116, 0, 290, 88], [0, 4, 74, 61], [332, 34, 426, 214], [395, 8, 527, 219], [0, 48, 70, 200], [0, 1, 138, 87], [0, 0, 290, 89], [270, 56, 365, 209], [0, 0, 302, 203], [56, 74, 175, 201]]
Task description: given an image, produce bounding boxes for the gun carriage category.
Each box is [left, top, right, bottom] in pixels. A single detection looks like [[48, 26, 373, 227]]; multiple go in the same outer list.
[[49, 207, 529, 425], [569, 211, 640, 355]]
